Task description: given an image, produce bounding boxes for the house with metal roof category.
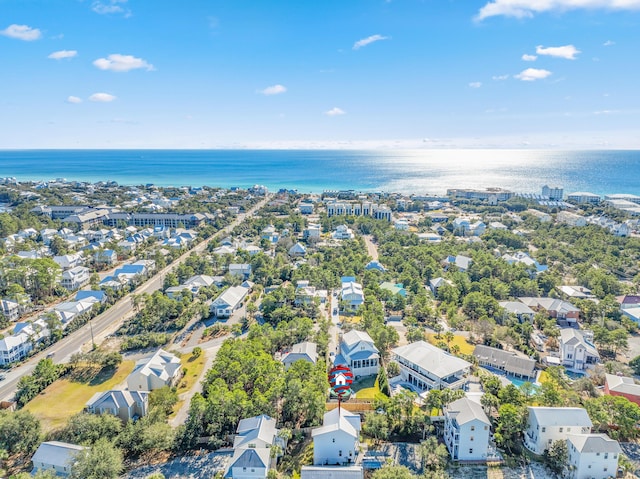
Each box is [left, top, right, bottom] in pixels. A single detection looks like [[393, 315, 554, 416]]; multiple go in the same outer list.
[[604, 373, 640, 407], [225, 415, 282, 478], [499, 301, 535, 323], [281, 341, 318, 369], [524, 407, 592, 454], [86, 389, 149, 422], [391, 341, 471, 394], [560, 329, 600, 371], [127, 349, 182, 391], [31, 441, 86, 477], [473, 345, 536, 380], [334, 330, 379, 378], [210, 284, 250, 318], [312, 408, 360, 466], [443, 397, 491, 461], [566, 433, 621, 479]]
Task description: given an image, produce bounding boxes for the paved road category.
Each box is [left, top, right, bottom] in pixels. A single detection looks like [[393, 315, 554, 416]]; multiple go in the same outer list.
[[0, 196, 270, 402]]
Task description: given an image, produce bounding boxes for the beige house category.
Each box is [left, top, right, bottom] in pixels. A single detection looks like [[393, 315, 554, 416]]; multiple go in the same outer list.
[[126, 349, 182, 391]]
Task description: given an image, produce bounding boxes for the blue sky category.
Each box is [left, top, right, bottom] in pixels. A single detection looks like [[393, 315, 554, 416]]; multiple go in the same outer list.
[[1, 0, 640, 149]]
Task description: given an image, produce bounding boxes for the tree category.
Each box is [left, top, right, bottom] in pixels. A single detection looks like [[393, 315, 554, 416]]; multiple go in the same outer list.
[[420, 436, 449, 471], [362, 411, 389, 443], [70, 438, 123, 479], [494, 404, 525, 453], [543, 440, 568, 476], [149, 386, 179, 417], [371, 465, 416, 479], [191, 346, 202, 359], [0, 410, 41, 454], [56, 413, 123, 446], [630, 354, 640, 375]]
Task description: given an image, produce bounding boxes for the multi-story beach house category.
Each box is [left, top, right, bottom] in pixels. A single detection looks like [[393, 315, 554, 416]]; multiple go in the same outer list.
[[524, 407, 592, 454], [443, 397, 491, 461], [334, 330, 379, 378]]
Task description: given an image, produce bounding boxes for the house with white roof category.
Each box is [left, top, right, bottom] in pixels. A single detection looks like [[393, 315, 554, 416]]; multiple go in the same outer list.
[[303, 223, 322, 240], [567, 192, 601, 204], [211, 284, 250, 318], [429, 277, 454, 296], [226, 414, 282, 479], [446, 255, 473, 272], [604, 373, 640, 407], [524, 407, 592, 454], [0, 332, 33, 365], [335, 330, 379, 378], [557, 211, 587, 227], [1, 298, 23, 322], [93, 249, 118, 266], [560, 329, 600, 371], [312, 408, 361, 466], [166, 274, 216, 299], [340, 279, 364, 311], [60, 266, 90, 291], [281, 341, 318, 369], [127, 349, 182, 391], [332, 224, 354, 240], [53, 253, 85, 270], [566, 433, 621, 479], [229, 263, 252, 280], [502, 251, 547, 275], [391, 341, 471, 394], [86, 390, 149, 423], [499, 301, 536, 323], [518, 297, 581, 324], [443, 397, 491, 461], [31, 441, 86, 477]]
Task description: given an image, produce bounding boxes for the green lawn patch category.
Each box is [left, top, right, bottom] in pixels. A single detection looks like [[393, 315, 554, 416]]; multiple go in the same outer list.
[[426, 333, 475, 355], [176, 350, 207, 394], [352, 376, 383, 400], [24, 360, 134, 432]]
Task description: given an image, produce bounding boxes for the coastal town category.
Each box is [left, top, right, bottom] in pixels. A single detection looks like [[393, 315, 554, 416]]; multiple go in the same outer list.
[[2, 179, 640, 479]]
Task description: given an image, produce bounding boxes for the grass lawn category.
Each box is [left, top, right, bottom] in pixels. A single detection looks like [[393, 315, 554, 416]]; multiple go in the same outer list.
[[538, 370, 550, 384], [352, 376, 381, 400], [176, 350, 207, 394], [24, 360, 135, 431], [426, 333, 475, 355]]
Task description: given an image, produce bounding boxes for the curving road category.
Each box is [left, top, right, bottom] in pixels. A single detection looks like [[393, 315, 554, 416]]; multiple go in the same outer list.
[[0, 196, 270, 402]]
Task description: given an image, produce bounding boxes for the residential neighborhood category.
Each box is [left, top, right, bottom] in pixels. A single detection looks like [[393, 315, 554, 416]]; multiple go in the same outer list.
[[2, 181, 640, 479]]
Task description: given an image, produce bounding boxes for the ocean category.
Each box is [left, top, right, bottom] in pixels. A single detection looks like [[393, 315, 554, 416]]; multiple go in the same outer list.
[[0, 149, 638, 196]]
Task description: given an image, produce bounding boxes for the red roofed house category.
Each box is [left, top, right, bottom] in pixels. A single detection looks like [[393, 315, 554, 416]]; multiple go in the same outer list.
[[605, 373, 640, 407]]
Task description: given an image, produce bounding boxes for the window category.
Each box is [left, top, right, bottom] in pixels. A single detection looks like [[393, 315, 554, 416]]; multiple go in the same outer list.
[[470, 426, 475, 431], [567, 427, 571, 432], [559, 427, 563, 433], [332, 438, 335, 443], [567, 353, 572, 359], [469, 449, 473, 454], [470, 437, 474, 441], [339, 450, 342, 457], [541, 427, 546, 432], [604, 468, 608, 472], [605, 453, 608, 459]]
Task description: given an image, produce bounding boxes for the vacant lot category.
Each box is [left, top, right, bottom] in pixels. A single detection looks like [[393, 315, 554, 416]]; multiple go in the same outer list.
[[24, 360, 135, 431], [426, 333, 475, 355]]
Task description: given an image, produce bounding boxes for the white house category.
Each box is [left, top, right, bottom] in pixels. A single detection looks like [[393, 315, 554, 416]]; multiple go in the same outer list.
[[1, 298, 22, 322], [31, 441, 86, 477], [86, 390, 149, 423], [340, 280, 364, 311], [281, 341, 318, 369], [210, 284, 250, 318], [524, 407, 592, 454], [502, 251, 548, 275], [557, 211, 587, 227], [391, 341, 471, 394], [60, 266, 91, 291], [294, 280, 326, 306], [226, 415, 283, 479], [444, 397, 491, 461], [332, 225, 355, 240], [299, 202, 314, 214], [560, 329, 600, 371], [0, 332, 33, 365], [229, 263, 252, 279], [335, 330, 379, 378], [566, 433, 621, 479], [312, 408, 361, 466], [446, 255, 473, 272], [127, 349, 182, 391], [53, 253, 85, 270]]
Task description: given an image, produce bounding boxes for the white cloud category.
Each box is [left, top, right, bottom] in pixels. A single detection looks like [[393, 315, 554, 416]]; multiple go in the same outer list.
[[492, 74, 510, 80], [92, 0, 130, 16], [67, 96, 82, 104], [259, 84, 287, 95], [603, 40, 615, 46], [48, 50, 78, 60], [536, 44, 580, 60], [522, 54, 537, 61], [353, 34, 390, 50], [514, 68, 552, 81], [89, 92, 116, 102], [1, 24, 42, 41], [93, 54, 154, 72], [476, 0, 640, 20], [325, 107, 346, 116], [469, 82, 482, 88]]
